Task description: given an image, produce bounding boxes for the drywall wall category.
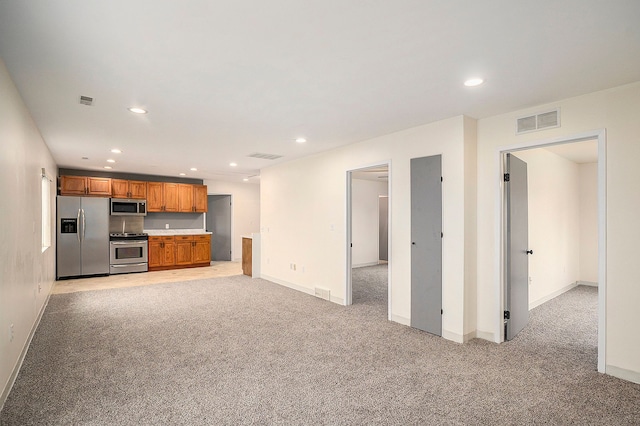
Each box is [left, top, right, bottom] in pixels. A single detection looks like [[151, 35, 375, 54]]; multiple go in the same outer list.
[[352, 178, 388, 267], [476, 81, 640, 383], [261, 115, 477, 343], [513, 148, 580, 308], [579, 162, 598, 284], [0, 58, 57, 405], [203, 180, 260, 260]]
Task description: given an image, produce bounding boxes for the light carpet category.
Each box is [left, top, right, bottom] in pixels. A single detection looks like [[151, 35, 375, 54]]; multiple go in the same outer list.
[[1, 268, 639, 425]]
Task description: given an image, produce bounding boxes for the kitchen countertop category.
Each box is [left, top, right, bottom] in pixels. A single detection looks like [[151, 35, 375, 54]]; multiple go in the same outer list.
[[144, 229, 212, 236]]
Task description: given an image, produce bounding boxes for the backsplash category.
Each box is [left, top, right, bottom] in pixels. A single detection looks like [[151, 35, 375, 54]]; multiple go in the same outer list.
[[109, 216, 144, 234], [144, 213, 205, 230]]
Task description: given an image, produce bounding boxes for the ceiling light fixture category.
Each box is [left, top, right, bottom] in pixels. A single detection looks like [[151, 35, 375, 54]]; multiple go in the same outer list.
[[107, 159, 115, 163], [179, 173, 186, 176], [128, 107, 147, 114], [111, 149, 122, 154], [104, 166, 112, 169], [243, 178, 249, 182], [464, 78, 484, 87], [295, 138, 307, 143], [190, 167, 197, 171], [230, 162, 237, 167]]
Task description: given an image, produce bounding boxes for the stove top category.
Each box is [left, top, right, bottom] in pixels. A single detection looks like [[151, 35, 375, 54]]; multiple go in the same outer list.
[[109, 232, 148, 241]]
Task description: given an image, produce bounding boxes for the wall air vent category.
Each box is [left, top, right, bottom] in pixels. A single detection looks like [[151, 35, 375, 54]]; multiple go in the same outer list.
[[79, 95, 94, 106], [248, 153, 283, 160], [516, 108, 560, 134]]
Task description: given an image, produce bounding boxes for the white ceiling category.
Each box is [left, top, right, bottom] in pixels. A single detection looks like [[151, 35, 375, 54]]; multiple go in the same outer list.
[[0, 1, 638, 182]]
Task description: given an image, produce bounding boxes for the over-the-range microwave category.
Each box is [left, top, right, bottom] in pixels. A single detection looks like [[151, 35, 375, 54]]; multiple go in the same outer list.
[[110, 198, 147, 216]]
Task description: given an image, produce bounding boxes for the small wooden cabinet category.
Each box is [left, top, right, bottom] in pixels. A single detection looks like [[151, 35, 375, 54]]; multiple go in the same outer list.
[[147, 182, 180, 212], [60, 176, 111, 196], [112, 179, 147, 199], [242, 237, 252, 276], [148, 234, 210, 271]]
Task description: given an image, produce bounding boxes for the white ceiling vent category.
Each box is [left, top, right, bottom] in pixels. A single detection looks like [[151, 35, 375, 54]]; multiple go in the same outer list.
[[516, 108, 560, 134], [248, 153, 283, 160], [79, 95, 94, 106]]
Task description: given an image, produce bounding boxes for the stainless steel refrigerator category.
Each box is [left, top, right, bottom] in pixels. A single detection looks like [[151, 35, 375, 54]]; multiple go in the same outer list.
[[57, 196, 110, 279]]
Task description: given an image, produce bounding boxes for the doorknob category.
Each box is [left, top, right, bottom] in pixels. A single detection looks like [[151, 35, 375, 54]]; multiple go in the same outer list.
[[412, 242, 416, 245], [526, 250, 534, 255]]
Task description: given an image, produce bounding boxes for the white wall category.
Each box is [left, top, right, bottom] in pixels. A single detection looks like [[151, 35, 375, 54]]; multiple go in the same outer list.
[[579, 162, 598, 284], [476, 81, 640, 383], [203, 180, 260, 261], [352, 179, 388, 267], [0, 58, 57, 404], [513, 148, 580, 308], [261, 115, 477, 342]]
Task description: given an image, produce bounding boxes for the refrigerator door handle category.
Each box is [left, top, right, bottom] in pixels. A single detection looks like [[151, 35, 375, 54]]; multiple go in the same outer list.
[[81, 209, 86, 241], [77, 209, 81, 243]]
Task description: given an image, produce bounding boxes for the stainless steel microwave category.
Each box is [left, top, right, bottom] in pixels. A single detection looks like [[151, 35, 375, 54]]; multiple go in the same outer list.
[[110, 199, 147, 216]]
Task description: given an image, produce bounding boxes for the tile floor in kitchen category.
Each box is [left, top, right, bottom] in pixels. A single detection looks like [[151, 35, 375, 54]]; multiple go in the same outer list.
[[53, 261, 243, 294]]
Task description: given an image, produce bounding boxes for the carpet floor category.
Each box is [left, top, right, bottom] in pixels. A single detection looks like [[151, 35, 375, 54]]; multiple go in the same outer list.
[[1, 268, 639, 425]]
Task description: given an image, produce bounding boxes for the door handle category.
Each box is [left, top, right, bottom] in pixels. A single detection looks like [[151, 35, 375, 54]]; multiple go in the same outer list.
[[412, 242, 416, 245], [81, 209, 86, 241], [77, 209, 81, 243], [526, 250, 533, 255]]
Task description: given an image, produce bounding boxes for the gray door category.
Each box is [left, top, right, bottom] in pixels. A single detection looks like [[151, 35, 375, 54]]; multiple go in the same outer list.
[[207, 195, 232, 261], [81, 197, 110, 276], [410, 155, 442, 336], [505, 153, 530, 340], [379, 196, 388, 261]]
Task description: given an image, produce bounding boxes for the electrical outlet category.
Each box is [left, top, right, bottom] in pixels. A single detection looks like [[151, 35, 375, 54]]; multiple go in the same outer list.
[[9, 324, 14, 342], [293, 264, 296, 271]]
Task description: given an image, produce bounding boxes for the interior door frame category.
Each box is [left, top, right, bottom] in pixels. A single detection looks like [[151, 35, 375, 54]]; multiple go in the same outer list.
[[345, 160, 392, 321], [495, 129, 607, 373]]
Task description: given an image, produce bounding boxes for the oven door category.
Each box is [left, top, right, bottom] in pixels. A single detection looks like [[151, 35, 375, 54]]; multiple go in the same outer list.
[[110, 240, 148, 265]]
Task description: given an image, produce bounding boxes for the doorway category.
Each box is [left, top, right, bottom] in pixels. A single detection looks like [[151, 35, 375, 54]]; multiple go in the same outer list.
[[207, 195, 232, 261], [346, 163, 390, 318], [499, 131, 606, 373]]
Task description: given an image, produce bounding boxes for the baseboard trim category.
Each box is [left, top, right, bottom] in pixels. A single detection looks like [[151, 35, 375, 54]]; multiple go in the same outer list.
[[352, 261, 380, 269], [1, 290, 52, 411], [442, 329, 464, 344], [390, 314, 410, 326], [529, 282, 578, 310], [260, 274, 343, 305], [463, 331, 476, 343], [606, 365, 640, 385], [578, 281, 598, 287], [475, 330, 499, 343]]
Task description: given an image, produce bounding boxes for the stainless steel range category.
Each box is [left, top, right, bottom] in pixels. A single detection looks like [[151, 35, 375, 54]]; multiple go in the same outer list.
[[109, 233, 148, 274]]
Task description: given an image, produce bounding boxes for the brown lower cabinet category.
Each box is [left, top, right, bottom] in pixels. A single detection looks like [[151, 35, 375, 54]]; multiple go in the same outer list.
[[148, 234, 210, 271]]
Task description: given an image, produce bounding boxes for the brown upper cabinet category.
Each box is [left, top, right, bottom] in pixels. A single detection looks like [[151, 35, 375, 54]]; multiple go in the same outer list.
[[178, 184, 208, 212], [193, 185, 208, 212], [111, 179, 147, 199], [147, 182, 180, 212], [60, 176, 111, 196]]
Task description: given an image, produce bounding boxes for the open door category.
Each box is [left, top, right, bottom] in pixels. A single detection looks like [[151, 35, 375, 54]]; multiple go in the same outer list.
[[505, 153, 532, 340], [207, 195, 232, 261]]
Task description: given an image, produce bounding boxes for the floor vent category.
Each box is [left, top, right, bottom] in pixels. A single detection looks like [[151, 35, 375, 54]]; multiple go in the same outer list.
[[79, 95, 94, 106], [314, 287, 331, 301], [248, 153, 283, 160], [516, 108, 560, 134]]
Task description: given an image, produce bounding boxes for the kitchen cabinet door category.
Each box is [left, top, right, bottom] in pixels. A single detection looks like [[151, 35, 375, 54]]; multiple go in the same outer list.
[[178, 184, 194, 212], [175, 236, 194, 265], [162, 238, 176, 265], [111, 179, 129, 198], [60, 176, 87, 195], [164, 183, 179, 212], [193, 185, 208, 212], [193, 235, 211, 263], [147, 182, 164, 211], [148, 238, 163, 268], [86, 177, 111, 196], [242, 237, 252, 276], [129, 181, 147, 199]]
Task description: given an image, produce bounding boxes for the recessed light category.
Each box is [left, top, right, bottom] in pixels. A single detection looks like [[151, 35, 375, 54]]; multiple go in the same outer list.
[[179, 173, 186, 176], [107, 159, 115, 163], [128, 107, 147, 114], [295, 138, 307, 143], [230, 162, 237, 167], [104, 166, 112, 169], [111, 149, 122, 154], [190, 167, 197, 171], [243, 178, 249, 182], [464, 78, 484, 87]]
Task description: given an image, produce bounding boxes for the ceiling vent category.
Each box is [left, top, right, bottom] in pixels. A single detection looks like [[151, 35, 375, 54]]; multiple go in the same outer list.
[[247, 153, 283, 160], [79, 95, 94, 106], [516, 108, 560, 134]]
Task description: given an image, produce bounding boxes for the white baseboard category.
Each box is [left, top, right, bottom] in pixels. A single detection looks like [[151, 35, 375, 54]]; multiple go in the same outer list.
[[442, 329, 464, 344], [476, 330, 499, 343], [578, 281, 598, 287], [529, 282, 578, 310], [259, 274, 343, 305], [390, 314, 410, 326], [1, 290, 52, 411], [463, 331, 476, 343], [352, 261, 380, 268], [606, 364, 640, 385]]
